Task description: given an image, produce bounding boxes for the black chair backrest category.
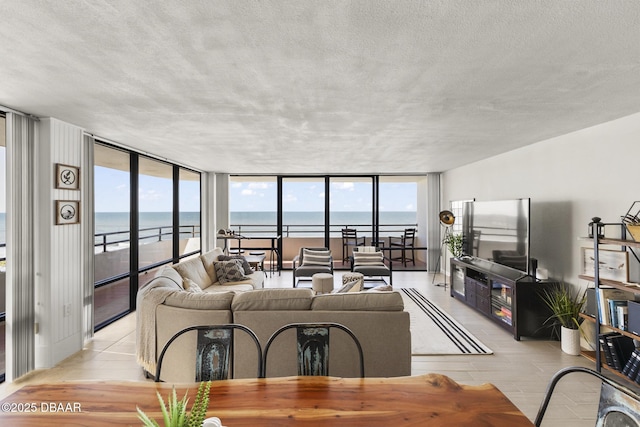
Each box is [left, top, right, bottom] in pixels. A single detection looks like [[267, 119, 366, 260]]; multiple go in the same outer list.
[[342, 228, 358, 239], [155, 324, 263, 382], [535, 366, 640, 426], [262, 322, 365, 378], [404, 228, 416, 244]]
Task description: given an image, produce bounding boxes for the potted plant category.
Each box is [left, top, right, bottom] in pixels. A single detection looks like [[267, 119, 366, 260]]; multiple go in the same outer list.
[[541, 284, 586, 355], [443, 232, 464, 258], [137, 381, 212, 427]]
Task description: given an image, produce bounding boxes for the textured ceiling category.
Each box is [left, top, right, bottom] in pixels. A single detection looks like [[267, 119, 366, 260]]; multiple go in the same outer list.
[[1, 1, 639, 174]]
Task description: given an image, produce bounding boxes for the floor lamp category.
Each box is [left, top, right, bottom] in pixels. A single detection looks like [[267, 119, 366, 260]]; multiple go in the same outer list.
[[432, 210, 455, 288]]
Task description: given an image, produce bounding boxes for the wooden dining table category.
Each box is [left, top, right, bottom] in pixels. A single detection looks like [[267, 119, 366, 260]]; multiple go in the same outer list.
[[0, 374, 534, 426]]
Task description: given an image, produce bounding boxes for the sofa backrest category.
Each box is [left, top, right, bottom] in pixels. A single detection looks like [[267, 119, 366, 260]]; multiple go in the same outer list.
[[231, 289, 410, 379]]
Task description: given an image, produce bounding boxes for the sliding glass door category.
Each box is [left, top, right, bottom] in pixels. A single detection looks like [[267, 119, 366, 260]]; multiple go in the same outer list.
[[94, 142, 201, 330], [280, 177, 326, 267], [329, 177, 374, 265], [94, 144, 131, 328]]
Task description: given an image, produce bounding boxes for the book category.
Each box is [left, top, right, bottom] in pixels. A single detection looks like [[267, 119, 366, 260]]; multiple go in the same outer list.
[[597, 288, 635, 325], [607, 334, 635, 371], [599, 332, 620, 368], [624, 349, 640, 379], [617, 305, 629, 331], [609, 300, 628, 329]]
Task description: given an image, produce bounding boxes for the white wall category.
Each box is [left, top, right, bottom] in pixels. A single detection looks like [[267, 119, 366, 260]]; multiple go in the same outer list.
[[442, 111, 640, 288], [35, 118, 88, 368]]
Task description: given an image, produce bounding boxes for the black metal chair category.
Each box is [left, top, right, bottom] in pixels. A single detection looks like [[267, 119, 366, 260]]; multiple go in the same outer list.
[[389, 228, 416, 266], [535, 366, 640, 426], [155, 324, 263, 382], [262, 322, 365, 378], [351, 246, 392, 286], [292, 247, 333, 287], [341, 228, 365, 262]]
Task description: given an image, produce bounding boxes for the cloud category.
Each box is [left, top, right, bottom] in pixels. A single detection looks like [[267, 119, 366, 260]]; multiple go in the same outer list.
[[248, 182, 271, 190], [241, 189, 255, 196], [332, 182, 355, 191]]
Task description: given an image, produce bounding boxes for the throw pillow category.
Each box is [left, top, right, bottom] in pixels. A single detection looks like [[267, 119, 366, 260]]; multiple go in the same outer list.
[[332, 279, 361, 293], [183, 277, 204, 293], [218, 255, 253, 275], [302, 249, 331, 266], [353, 251, 384, 266], [213, 259, 249, 284]]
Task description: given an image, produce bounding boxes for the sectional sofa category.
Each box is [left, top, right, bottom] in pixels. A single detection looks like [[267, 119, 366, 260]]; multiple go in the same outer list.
[[136, 248, 411, 383]]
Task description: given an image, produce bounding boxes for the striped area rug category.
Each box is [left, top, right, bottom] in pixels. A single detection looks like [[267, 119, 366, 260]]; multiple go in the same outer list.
[[401, 288, 493, 355]]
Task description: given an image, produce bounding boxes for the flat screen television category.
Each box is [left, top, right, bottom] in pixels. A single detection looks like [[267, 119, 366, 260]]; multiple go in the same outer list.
[[461, 198, 531, 275]]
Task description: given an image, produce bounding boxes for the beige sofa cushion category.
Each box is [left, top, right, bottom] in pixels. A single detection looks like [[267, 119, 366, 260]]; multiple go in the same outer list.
[[311, 291, 404, 311], [172, 256, 213, 289], [200, 248, 225, 283], [232, 288, 314, 312], [152, 267, 185, 290], [163, 290, 235, 310]]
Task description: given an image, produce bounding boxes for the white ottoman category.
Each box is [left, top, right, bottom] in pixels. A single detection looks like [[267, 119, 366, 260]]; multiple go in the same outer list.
[[312, 273, 334, 294]]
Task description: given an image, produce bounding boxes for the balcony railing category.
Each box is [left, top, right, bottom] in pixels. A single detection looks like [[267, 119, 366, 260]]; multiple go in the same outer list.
[[232, 223, 418, 238], [94, 225, 200, 253]]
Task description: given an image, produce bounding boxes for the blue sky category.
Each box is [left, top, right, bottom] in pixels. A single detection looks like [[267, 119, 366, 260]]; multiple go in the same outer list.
[[5, 166, 416, 214], [230, 179, 417, 212], [94, 166, 201, 212]]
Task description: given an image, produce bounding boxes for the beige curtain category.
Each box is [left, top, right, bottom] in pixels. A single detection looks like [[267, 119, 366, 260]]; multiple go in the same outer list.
[[5, 112, 37, 381]]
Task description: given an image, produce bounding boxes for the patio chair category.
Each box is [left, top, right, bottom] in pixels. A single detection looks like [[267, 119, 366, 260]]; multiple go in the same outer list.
[[351, 246, 392, 286], [389, 228, 416, 266], [341, 228, 365, 262], [262, 322, 365, 378], [534, 366, 640, 426], [155, 324, 263, 382], [292, 247, 333, 287]]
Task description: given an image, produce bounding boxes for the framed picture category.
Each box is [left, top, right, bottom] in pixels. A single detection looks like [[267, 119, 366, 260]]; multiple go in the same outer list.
[[56, 200, 80, 225], [581, 247, 629, 282], [56, 163, 80, 190]]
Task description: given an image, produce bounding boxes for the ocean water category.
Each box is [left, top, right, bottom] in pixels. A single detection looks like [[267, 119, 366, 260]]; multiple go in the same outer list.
[[230, 211, 417, 236], [0, 211, 417, 245]]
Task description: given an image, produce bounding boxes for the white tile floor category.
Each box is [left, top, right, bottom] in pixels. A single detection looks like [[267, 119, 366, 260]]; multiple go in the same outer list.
[[0, 271, 601, 426]]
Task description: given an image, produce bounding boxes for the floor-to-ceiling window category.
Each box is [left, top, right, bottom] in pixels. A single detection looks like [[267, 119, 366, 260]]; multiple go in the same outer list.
[[94, 144, 131, 328], [329, 177, 374, 264], [281, 177, 327, 265], [138, 157, 174, 271], [179, 168, 201, 257], [229, 175, 426, 270], [94, 142, 201, 330], [0, 114, 6, 382]]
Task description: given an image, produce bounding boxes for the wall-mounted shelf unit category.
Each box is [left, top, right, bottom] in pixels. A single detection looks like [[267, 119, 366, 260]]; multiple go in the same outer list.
[[585, 220, 640, 386]]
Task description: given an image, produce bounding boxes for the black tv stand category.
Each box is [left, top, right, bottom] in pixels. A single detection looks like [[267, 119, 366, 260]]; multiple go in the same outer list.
[[450, 257, 556, 340]]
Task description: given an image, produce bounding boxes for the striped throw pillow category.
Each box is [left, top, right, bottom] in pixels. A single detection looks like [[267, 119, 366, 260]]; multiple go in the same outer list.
[[302, 249, 331, 266], [353, 251, 384, 266]]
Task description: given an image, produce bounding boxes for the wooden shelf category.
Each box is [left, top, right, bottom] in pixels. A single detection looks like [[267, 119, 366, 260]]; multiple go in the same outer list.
[[578, 275, 640, 295], [581, 236, 640, 248], [580, 313, 640, 340]]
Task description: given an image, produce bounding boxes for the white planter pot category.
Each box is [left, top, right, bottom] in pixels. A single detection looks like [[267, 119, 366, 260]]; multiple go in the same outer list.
[[561, 326, 581, 356]]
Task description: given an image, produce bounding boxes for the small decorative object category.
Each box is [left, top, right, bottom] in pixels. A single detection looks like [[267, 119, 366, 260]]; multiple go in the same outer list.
[[541, 284, 586, 355], [55, 163, 80, 190], [580, 248, 629, 282], [55, 200, 80, 225], [588, 216, 604, 239], [137, 381, 212, 427]]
